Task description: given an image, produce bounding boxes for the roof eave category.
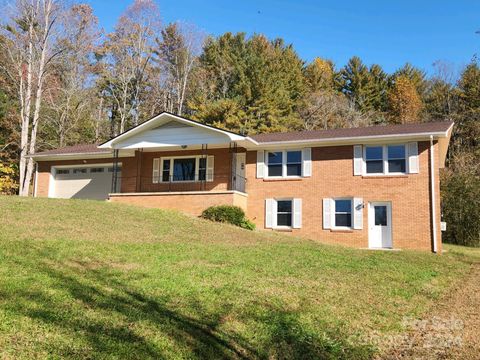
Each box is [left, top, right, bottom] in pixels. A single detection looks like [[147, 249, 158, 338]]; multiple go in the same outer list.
[[251, 129, 452, 148], [30, 151, 113, 161]]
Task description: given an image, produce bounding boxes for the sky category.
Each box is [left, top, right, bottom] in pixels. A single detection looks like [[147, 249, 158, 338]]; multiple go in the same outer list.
[[87, 0, 480, 76]]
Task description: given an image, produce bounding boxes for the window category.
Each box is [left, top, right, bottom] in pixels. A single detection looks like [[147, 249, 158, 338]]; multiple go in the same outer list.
[[374, 206, 387, 226], [73, 168, 87, 174], [172, 158, 196, 181], [267, 150, 302, 177], [108, 166, 122, 172], [365, 146, 383, 174], [334, 199, 352, 228], [364, 144, 407, 175], [267, 152, 283, 177], [56, 169, 70, 175], [287, 151, 302, 176], [162, 160, 170, 182], [199, 157, 207, 181], [90, 167, 104, 173], [277, 200, 292, 227], [387, 145, 406, 173], [159, 156, 212, 182]]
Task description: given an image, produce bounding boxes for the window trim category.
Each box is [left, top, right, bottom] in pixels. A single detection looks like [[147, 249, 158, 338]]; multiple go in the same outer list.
[[363, 144, 407, 176], [333, 197, 353, 230], [160, 155, 209, 183], [274, 198, 294, 229], [266, 150, 303, 179]]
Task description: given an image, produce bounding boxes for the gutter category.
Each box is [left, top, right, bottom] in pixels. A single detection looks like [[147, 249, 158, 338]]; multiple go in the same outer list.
[[250, 130, 451, 147], [430, 135, 438, 253]]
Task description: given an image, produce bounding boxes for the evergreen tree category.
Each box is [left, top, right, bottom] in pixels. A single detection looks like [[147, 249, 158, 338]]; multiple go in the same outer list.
[[190, 33, 305, 134], [338, 56, 388, 113]]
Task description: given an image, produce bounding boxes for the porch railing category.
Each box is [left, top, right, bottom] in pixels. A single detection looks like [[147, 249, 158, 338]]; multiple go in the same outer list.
[[114, 174, 247, 194]]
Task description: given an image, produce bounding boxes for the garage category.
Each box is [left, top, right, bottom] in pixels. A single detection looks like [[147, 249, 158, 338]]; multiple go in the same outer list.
[[51, 165, 121, 200]]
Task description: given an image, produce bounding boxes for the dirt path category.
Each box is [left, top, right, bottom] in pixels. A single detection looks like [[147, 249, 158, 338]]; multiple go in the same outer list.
[[381, 262, 480, 359]]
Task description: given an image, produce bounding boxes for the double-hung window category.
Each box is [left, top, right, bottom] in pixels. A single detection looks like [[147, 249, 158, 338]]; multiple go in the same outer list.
[[387, 145, 406, 173], [334, 199, 352, 228], [365, 146, 384, 174], [277, 200, 293, 227], [267, 152, 283, 177], [364, 144, 407, 175], [267, 150, 302, 177]]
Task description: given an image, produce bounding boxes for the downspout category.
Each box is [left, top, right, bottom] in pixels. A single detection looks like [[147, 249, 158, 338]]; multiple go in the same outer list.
[[430, 135, 438, 253]]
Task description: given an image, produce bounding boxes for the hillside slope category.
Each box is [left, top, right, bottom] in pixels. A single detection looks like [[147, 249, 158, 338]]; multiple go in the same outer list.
[[0, 196, 477, 359]]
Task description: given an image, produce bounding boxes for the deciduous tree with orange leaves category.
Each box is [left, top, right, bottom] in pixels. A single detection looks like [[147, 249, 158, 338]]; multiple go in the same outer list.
[[387, 75, 423, 124]]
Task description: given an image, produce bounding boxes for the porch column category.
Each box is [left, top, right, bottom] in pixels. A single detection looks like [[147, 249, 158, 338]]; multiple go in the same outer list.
[[135, 149, 143, 192], [229, 142, 238, 191], [111, 149, 119, 193]]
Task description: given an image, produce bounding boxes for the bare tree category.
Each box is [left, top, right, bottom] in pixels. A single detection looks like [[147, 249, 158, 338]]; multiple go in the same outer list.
[[155, 22, 204, 116], [43, 4, 101, 147], [299, 91, 372, 130], [1, 0, 65, 196], [98, 0, 160, 134]]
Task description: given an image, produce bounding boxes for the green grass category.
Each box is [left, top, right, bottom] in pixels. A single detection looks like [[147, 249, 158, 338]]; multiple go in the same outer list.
[[0, 196, 478, 359]]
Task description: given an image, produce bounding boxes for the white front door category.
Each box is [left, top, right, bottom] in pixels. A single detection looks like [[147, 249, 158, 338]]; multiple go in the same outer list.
[[368, 202, 392, 248], [234, 153, 246, 193]]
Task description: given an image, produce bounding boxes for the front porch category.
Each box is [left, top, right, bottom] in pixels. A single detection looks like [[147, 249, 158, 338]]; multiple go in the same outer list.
[[111, 146, 247, 195]]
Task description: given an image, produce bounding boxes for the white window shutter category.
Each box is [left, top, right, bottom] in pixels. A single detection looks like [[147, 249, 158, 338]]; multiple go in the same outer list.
[[265, 198, 276, 228], [302, 148, 312, 177], [257, 150, 265, 178], [408, 142, 419, 174], [152, 158, 160, 184], [206, 156, 214, 182], [293, 198, 302, 228], [353, 197, 363, 230], [353, 145, 363, 176], [323, 198, 332, 229]]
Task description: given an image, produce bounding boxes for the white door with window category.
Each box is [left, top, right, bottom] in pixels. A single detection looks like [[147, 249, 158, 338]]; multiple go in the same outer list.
[[234, 153, 246, 192], [368, 202, 392, 248]]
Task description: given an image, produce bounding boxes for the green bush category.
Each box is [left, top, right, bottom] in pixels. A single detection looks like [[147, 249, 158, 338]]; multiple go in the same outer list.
[[202, 205, 255, 230], [441, 154, 480, 247]]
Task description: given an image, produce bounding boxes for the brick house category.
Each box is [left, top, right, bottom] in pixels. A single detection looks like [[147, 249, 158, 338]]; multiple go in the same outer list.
[[32, 112, 453, 252]]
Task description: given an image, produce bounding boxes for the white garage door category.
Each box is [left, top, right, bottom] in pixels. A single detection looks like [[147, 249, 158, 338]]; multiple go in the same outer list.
[[52, 165, 121, 200]]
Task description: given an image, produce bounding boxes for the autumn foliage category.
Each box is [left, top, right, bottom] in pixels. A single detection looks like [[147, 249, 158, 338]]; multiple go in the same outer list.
[[387, 76, 423, 124]]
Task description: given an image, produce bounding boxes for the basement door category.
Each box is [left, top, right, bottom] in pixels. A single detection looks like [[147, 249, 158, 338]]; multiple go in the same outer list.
[[368, 202, 392, 249]]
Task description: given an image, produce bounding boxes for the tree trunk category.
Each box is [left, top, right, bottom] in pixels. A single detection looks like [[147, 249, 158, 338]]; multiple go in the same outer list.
[[18, 21, 35, 196]]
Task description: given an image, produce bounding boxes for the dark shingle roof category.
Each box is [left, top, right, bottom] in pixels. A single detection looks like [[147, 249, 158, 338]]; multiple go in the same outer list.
[[34, 144, 110, 156], [250, 121, 454, 143]]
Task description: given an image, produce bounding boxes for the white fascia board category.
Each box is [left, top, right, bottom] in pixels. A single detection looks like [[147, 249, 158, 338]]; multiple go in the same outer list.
[[246, 130, 451, 150], [99, 113, 247, 149], [30, 150, 134, 162]]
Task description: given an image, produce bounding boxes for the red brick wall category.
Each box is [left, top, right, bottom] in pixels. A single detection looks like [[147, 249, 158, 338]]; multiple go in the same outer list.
[[245, 141, 442, 252], [109, 191, 247, 216], [35, 143, 442, 252]]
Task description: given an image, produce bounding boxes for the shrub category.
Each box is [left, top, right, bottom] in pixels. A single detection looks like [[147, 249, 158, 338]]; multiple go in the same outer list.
[[202, 205, 255, 230], [0, 162, 18, 195]]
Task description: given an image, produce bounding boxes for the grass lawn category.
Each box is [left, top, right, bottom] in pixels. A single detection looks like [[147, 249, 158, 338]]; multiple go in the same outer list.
[[0, 196, 478, 359]]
